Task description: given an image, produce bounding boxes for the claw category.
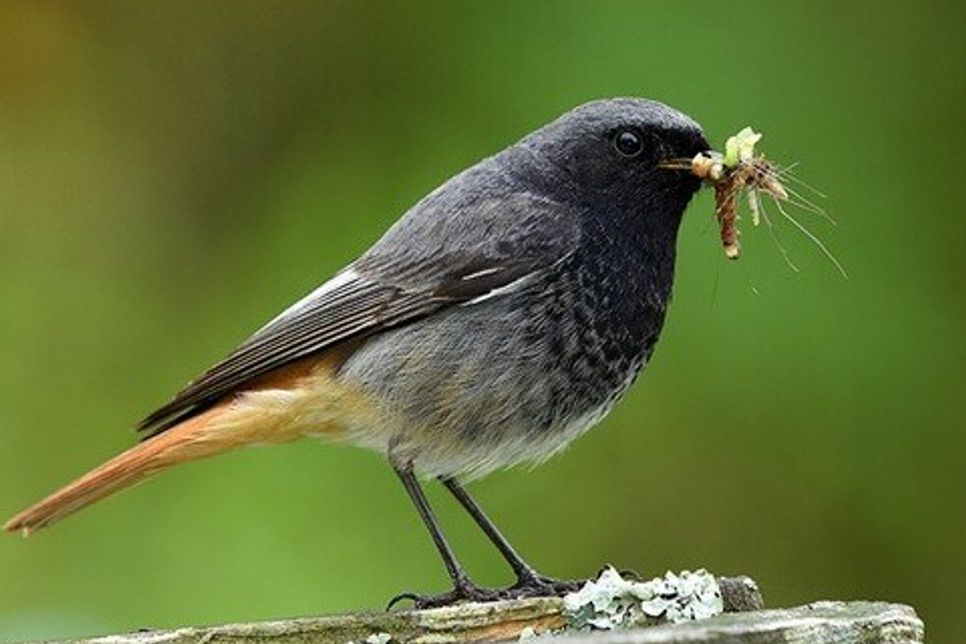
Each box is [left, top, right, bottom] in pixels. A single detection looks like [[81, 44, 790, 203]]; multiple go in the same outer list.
[[593, 564, 643, 582], [386, 585, 496, 610], [385, 591, 420, 611], [616, 567, 644, 581]]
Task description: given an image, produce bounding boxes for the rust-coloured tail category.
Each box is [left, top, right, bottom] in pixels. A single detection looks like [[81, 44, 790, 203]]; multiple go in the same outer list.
[[4, 353, 363, 536], [5, 405, 233, 535]]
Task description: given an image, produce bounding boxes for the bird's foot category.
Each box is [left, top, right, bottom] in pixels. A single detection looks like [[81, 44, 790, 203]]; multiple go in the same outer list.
[[595, 564, 644, 581], [386, 578, 505, 610], [386, 572, 586, 610], [508, 571, 584, 598]]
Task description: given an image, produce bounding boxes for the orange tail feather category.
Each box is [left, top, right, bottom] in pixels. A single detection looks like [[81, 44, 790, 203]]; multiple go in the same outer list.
[[5, 405, 233, 535]]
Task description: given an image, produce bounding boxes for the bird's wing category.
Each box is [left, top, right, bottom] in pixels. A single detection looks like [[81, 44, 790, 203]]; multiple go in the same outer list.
[[137, 191, 579, 438]]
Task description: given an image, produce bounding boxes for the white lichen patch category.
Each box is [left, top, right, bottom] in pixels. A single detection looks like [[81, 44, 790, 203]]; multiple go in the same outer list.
[[348, 632, 393, 644], [563, 566, 723, 630], [365, 634, 392, 644]]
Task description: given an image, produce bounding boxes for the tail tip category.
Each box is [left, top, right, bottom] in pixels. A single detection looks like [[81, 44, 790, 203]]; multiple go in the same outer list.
[[4, 515, 37, 537]]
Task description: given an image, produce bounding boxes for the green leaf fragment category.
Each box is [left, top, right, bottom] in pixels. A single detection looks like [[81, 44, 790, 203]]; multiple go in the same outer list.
[[723, 127, 763, 168]]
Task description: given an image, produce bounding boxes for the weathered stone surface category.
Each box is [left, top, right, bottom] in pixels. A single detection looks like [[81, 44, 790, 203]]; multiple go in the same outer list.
[[555, 602, 923, 644], [50, 597, 567, 644], [42, 576, 921, 644]]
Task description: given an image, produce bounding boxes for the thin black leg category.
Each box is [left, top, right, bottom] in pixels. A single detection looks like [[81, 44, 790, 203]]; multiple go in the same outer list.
[[388, 464, 504, 609], [439, 476, 581, 594], [438, 475, 539, 582], [394, 464, 469, 588], [388, 465, 582, 610]]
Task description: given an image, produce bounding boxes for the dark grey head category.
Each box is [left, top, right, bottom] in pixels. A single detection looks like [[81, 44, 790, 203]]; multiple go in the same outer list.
[[512, 98, 708, 239]]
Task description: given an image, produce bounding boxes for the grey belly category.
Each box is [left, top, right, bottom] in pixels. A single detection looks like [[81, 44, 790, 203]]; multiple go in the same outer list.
[[336, 286, 644, 478]]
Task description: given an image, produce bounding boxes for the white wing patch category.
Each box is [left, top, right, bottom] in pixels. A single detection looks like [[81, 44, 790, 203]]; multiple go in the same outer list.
[[261, 268, 361, 329], [462, 271, 541, 306]]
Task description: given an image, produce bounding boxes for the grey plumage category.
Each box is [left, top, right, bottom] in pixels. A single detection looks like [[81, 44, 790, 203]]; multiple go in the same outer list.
[[5, 95, 719, 606], [140, 97, 708, 478]]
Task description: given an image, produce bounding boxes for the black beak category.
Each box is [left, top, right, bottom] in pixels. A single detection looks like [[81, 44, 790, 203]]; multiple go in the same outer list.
[[657, 128, 709, 173]]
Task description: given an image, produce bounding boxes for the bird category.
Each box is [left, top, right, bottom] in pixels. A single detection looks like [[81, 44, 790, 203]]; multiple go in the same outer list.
[[5, 97, 709, 608]]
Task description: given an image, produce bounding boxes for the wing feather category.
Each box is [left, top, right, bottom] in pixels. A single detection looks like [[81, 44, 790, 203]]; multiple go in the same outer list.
[[137, 190, 581, 438], [137, 275, 438, 436]]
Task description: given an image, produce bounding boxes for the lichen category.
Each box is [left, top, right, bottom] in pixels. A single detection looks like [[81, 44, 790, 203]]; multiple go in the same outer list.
[[562, 566, 723, 631], [347, 632, 393, 644], [365, 634, 392, 644]]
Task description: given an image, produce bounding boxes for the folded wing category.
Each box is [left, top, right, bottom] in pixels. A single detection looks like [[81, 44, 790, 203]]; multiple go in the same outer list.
[[138, 191, 580, 438]]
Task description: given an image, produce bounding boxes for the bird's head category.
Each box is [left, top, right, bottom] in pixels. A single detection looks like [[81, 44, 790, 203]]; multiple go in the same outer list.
[[516, 98, 709, 235]]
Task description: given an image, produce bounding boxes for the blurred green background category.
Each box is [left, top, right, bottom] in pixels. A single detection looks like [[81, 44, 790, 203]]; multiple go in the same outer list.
[[1, 1, 963, 641]]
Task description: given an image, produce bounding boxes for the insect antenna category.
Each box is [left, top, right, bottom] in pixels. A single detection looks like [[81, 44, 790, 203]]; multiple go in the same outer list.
[[771, 196, 848, 278], [774, 164, 829, 199], [782, 184, 837, 226], [758, 199, 800, 273]]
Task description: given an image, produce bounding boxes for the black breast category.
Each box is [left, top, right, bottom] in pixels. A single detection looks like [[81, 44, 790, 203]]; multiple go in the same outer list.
[[515, 228, 675, 433]]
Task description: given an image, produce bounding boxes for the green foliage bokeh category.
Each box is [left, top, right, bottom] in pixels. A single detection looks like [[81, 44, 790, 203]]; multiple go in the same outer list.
[[1, 1, 963, 641]]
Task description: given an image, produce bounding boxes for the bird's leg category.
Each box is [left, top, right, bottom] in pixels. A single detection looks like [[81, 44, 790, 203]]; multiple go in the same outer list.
[[438, 476, 582, 596], [387, 464, 502, 609]]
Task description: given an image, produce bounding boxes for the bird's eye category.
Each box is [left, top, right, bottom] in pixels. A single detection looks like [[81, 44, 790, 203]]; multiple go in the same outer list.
[[614, 129, 644, 157]]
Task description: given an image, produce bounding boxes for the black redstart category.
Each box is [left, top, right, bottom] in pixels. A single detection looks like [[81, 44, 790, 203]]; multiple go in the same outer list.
[[6, 97, 709, 607]]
